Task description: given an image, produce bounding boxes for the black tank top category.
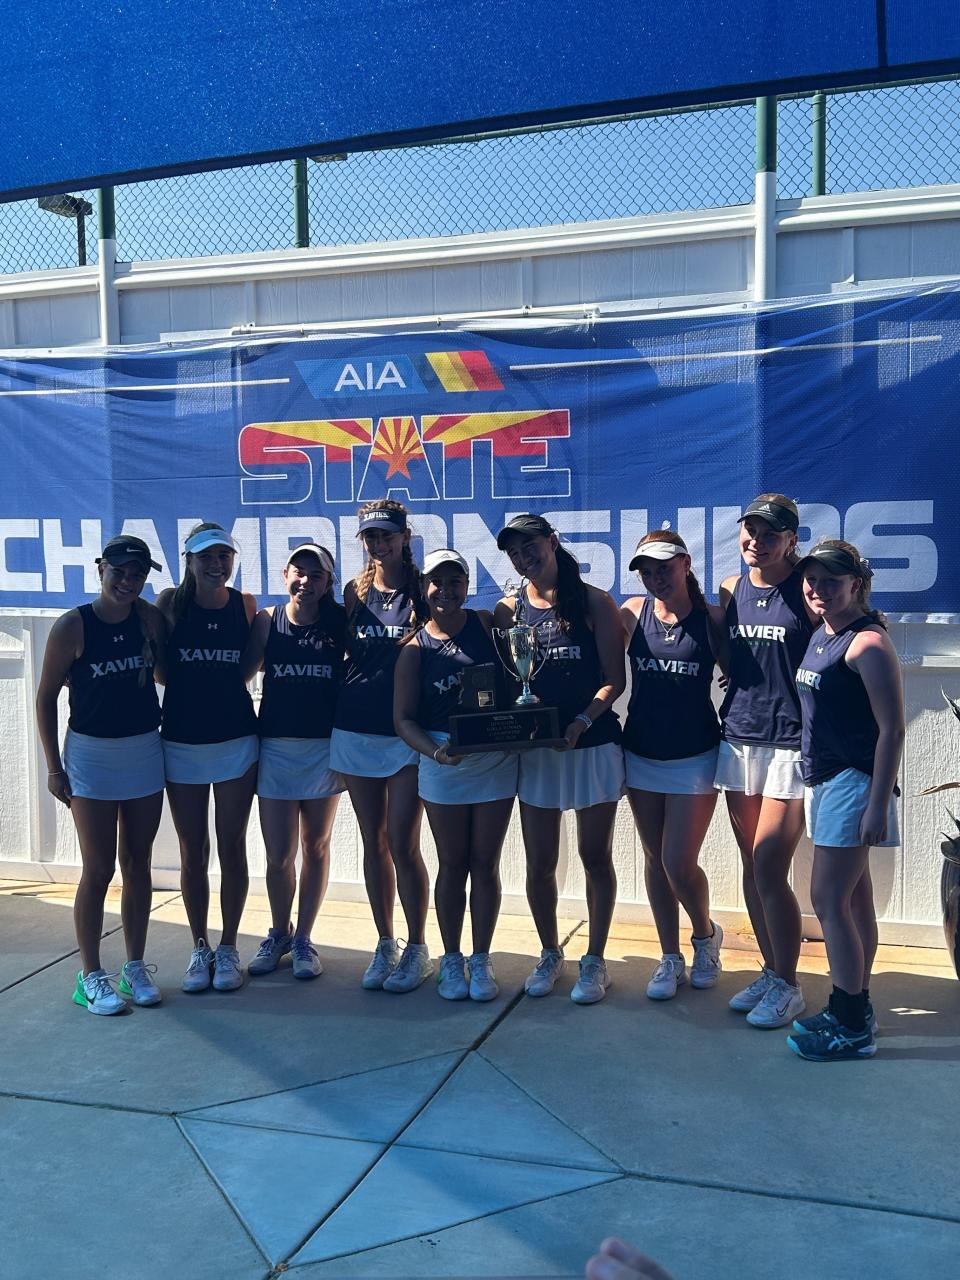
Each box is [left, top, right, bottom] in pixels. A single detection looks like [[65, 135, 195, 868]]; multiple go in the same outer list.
[[161, 588, 257, 744], [416, 611, 498, 733], [334, 587, 419, 737], [797, 615, 885, 785], [514, 595, 621, 749], [67, 604, 161, 738], [623, 601, 720, 760], [258, 603, 347, 740], [719, 572, 813, 749]]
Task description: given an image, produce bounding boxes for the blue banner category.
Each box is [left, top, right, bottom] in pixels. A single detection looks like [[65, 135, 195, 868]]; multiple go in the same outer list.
[[0, 286, 956, 614]]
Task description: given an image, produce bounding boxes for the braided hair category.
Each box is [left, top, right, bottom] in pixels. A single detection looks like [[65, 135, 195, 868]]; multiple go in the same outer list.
[[353, 498, 423, 627]]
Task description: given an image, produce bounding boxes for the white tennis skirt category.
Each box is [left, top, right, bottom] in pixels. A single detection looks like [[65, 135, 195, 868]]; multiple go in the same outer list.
[[329, 728, 417, 778], [519, 742, 625, 811], [418, 732, 519, 806], [163, 735, 259, 786], [257, 737, 346, 801], [714, 739, 804, 801], [63, 728, 165, 801], [805, 768, 900, 849], [625, 746, 720, 796]]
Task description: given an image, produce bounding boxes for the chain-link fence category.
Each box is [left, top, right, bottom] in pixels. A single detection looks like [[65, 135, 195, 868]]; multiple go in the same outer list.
[[2, 77, 959, 275]]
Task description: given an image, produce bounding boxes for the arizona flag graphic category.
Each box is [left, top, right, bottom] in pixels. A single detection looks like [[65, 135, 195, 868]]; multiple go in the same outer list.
[[358, 417, 439, 500], [425, 350, 504, 392]]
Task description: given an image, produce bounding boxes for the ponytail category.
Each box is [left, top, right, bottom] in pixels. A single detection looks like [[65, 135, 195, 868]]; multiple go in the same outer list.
[[133, 598, 157, 687], [554, 543, 589, 634], [172, 521, 225, 624]]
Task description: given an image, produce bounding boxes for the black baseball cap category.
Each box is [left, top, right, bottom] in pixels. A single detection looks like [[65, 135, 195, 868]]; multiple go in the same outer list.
[[98, 536, 161, 572], [737, 498, 799, 533], [796, 544, 873, 579], [496, 514, 554, 550]]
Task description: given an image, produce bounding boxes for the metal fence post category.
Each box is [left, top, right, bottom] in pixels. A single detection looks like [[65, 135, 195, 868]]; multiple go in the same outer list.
[[96, 187, 120, 345], [754, 96, 777, 301], [293, 159, 309, 248], [812, 92, 827, 195]]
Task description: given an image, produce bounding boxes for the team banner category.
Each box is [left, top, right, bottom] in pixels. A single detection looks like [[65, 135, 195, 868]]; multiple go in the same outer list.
[[0, 285, 957, 614]]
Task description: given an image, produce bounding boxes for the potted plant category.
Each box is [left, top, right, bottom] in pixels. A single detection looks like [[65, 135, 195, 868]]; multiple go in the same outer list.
[[920, 690, 960, 979]]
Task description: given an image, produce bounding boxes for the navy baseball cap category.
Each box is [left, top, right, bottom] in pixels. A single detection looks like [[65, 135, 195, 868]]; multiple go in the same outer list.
[[796, 544, 873, 579], [358, 508, 407, 534], [738, 498, 799, 533]]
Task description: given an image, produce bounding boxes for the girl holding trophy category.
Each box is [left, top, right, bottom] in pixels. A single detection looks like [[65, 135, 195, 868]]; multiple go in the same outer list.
[[394, 549, 518, 1001], [330, 499, 433, 993], [494, 514, 626, 1005]]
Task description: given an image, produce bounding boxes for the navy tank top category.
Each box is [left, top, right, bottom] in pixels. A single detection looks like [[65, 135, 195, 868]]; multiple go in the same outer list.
[[797, 615, 884, 785], [514, 595, 621, 749], [623, 601, 720, 760], [719, 572, 813, 749], [258, 603, 347, 740], [335, 587, 418, 736], [68, 603, 161, 738], [416, 611, 498, 733], [161, 588, 257, 744]]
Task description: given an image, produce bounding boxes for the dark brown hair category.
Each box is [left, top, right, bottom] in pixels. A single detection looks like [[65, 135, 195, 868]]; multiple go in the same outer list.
[[634, 530, 708, 612], [172, 521, 230, 624], [353, 499, 422, 627]]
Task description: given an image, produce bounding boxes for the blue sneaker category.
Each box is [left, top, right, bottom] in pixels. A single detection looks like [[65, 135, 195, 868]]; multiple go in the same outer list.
[[793, 1001, 879, 1037], [247, 927, 292, 976], [786, 1023, 876, 1061]]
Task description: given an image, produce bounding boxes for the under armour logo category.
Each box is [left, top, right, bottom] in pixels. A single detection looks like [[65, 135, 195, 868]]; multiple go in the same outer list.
[[756, 599, 768, 608], [816, 646, 824, 654], [112, 635, 123, 643], [207, 623, 218, 631]]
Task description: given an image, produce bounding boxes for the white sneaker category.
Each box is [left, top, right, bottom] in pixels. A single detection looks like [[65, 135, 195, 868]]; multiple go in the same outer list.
[[467, 953, 499, 1002], [362, 938, 400, 990], [729, 965, 776, 1012], [437, 951, 469, 1000], [119, 959, 162, 1006], [72, 969, 127, 1015], [646, 954, 687, 1000], [524, 947, 565, 997], [746, 975, 806, 1028], [571, 954, 610, 1005], [690, 921, 723, 989], [382, 942, 433, 993], [181, 940, 215, 993], [247, 927, 292, 975], [291, 936, 323, 980], [212, 944, 244, 992]]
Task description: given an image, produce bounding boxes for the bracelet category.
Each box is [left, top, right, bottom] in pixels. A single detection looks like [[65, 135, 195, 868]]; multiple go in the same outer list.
[[48, 769, 66, 776], [433, 746, 444, 762], [575, 713, 593, 729]]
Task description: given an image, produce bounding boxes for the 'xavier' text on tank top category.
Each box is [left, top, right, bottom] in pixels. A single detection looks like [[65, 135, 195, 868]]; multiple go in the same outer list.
[[178, 647, 241, 663]]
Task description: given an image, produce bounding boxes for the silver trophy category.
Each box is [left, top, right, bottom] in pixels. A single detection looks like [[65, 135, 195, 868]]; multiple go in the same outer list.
[[495, 578, 548, 706]]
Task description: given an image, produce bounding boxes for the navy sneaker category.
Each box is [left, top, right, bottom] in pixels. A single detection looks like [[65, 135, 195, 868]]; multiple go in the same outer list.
[[793, 1001, 878, 1037], [786, 1023, 876, 1061]]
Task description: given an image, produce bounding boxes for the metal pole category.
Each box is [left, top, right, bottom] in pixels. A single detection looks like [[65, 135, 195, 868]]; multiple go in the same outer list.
[[293, 158, 309, 248], [76, 215, 87, 267], [96, 187, 120, 345], [811, 92, 827, 195], [754, 96, 777, 302]]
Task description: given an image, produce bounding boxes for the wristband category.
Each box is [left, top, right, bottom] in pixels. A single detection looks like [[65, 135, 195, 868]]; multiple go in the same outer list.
[[575, 713, 593, 730], [48, 770, 66, 776]]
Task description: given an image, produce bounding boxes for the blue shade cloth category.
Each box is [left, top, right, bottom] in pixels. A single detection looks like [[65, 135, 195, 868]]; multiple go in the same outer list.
[[0, 284, 956, 613], [9, 1, 957, 199]]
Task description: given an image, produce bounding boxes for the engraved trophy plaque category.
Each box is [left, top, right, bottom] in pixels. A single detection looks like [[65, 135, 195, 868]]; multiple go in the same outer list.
[[447, 582, 564, 754]]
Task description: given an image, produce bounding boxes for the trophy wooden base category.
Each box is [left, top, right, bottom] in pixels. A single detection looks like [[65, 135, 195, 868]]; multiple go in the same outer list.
[[448, 705, 565, 754]]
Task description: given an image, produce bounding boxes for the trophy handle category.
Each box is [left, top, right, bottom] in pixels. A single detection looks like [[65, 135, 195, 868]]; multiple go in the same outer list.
[[492, 627, 522, 685]]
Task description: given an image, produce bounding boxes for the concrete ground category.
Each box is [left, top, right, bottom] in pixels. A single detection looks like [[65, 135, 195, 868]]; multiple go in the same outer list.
[[1, 879, 958, 1280]]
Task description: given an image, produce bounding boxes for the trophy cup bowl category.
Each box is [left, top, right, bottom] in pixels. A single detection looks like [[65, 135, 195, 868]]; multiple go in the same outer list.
[[507, 622, 541, 705]]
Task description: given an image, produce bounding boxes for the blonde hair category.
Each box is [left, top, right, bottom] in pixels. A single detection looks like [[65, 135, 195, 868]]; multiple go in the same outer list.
[[172, 521, 229, 624], [747, 493, 800, 563], [634, 529, 708, 612], [807, 538, 887, 627], [353, 499, 422, 626]]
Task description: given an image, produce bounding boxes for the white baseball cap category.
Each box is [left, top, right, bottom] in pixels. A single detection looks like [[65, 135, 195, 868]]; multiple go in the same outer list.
[[184, 528, 240, 555], [423, 549, 469, 577], [286, 543, 335, 575]]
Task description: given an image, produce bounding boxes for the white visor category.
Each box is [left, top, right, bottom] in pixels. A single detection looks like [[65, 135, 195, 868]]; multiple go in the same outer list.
[[185, 529, 240, 555], [629, 540, 687, 568], [423, 549, 469, 577], [286, 543, 335, 575]]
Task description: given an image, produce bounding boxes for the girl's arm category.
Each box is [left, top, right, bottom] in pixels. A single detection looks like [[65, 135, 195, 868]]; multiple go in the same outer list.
[[393, 643, 458, 763], [153, 588, 176, 684], [141, 601, 169, 685], [242, 608, 273, 683], [705, 601, 730, 678], [847, 628, 905, 845], [620, 597, 642, 646], [242, 591, 258, 625], [563, 586, 626, 748], [35, 611, 83, 807]]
